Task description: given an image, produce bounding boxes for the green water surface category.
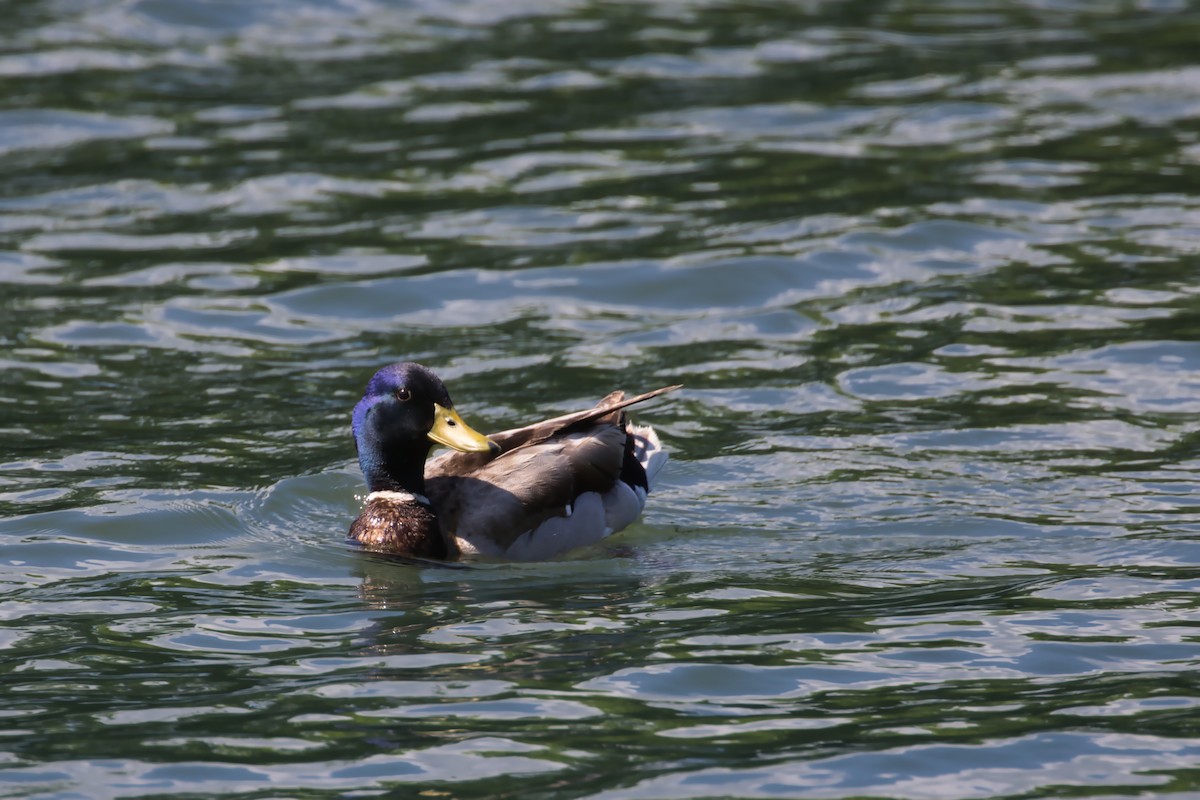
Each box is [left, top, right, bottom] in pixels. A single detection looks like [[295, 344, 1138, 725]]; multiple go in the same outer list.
[[3, 1, 1200, 798]]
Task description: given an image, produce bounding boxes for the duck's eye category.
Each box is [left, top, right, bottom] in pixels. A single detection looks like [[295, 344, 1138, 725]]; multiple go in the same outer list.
[[395, 387, 411, 401]]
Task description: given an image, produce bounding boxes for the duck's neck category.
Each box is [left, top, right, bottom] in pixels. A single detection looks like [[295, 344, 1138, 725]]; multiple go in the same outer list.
[[358, 434, 430, 496]]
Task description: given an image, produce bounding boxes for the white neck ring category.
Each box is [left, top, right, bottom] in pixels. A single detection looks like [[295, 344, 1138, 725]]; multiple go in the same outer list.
[[366, 490, 430, 506]]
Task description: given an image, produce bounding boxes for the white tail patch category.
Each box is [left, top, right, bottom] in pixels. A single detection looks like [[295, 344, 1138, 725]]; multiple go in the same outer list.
[[629, 423, 668, 489]]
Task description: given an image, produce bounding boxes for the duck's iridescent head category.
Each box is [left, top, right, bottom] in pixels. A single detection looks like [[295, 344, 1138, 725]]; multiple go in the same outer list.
[[352, 362, 493, 492]]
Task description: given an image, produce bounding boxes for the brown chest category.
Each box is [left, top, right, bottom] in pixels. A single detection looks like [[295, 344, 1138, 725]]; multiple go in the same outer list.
[[348, 499, 447, 560]]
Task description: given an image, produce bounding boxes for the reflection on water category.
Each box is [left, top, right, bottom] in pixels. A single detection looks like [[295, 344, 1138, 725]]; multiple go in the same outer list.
[[4, 0, 1200, 797]]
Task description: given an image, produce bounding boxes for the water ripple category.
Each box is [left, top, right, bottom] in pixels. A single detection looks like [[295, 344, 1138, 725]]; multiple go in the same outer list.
[[4, 1, 1200, 798]]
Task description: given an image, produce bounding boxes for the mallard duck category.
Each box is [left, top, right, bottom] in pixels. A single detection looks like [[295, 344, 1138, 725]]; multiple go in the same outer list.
[[349, 362, 680, 561]]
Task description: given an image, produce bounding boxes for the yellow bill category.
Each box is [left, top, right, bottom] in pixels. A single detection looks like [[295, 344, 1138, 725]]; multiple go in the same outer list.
[[428, 403, 495, 453]]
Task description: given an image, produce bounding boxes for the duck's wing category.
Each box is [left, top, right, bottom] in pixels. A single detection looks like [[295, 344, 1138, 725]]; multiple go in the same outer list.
[[427, 422, 628, 554], [426, 384, 680, 477], [424, 384, 679, 557]]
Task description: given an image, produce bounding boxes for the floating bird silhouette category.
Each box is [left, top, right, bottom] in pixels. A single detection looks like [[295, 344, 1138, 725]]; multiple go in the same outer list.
[[349, 362, 679, 561]]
